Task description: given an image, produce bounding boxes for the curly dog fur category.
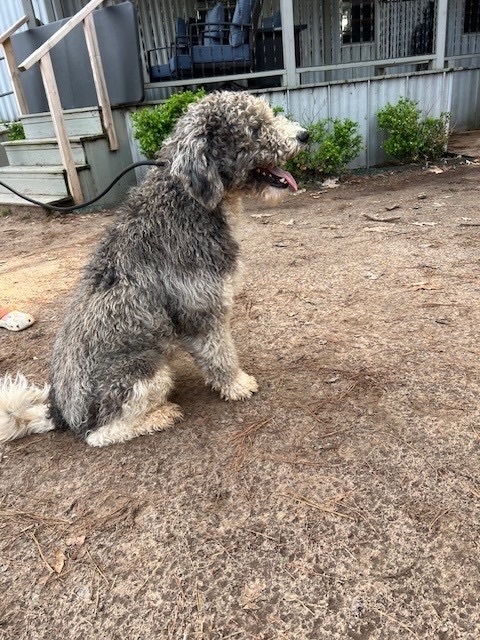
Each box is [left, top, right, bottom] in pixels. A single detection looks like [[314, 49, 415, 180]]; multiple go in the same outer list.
[[0, 91, 308, 447]]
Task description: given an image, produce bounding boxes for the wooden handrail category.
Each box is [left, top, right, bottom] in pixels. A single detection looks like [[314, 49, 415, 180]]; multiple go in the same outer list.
[[0, 15, 29, 44], [84, 13, 118, 150], [19, 0, 104, 71]]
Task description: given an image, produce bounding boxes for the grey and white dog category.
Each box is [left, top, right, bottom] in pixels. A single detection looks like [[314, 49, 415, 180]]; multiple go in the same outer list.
[[0, 91, 308, 447]]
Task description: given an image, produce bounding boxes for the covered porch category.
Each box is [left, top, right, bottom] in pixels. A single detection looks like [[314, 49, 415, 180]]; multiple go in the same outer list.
[[32, 0, 479, 95], [128, 0, 480, 99]]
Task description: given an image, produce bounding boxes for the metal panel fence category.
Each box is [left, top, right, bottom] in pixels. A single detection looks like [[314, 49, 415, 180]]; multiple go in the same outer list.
[[265, 68, 454, 167]]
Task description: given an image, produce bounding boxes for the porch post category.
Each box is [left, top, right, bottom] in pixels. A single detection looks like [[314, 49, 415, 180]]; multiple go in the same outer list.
[[83, 13, 119, 151], [39, 52, 84, 204], [279, 0, 298, 88], [433, 0, 448, 69]]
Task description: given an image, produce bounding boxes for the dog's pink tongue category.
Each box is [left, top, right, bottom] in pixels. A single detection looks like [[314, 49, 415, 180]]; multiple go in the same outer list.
[[270, 166, 298, 191]]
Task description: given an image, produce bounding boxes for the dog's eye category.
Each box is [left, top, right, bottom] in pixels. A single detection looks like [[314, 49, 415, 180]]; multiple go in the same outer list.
[[250, 124, 261, 138], [249, 118, 262, 133]]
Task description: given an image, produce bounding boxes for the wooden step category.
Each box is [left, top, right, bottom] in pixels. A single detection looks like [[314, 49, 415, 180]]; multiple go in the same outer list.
[[3, 137, 88, 166], [0, 166, 90, 203], [20, 107, 104, 140], [0, 191, 71, 207]]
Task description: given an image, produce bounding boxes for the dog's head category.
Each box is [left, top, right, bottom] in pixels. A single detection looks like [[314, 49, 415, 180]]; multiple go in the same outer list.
[[164, 91, 309, 210]]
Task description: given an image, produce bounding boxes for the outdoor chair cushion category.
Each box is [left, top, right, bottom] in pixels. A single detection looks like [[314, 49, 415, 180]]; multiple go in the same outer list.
[[204, 2, 225, 45], [192, 43, 249, 65], [175, 17, 189, 47], [229, 0, 255, 46]]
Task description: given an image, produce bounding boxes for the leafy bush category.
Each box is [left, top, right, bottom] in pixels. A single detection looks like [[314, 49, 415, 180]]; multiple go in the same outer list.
[[285, 118, 363, 179], [5, 121, 25, 141], [377, 98, 449, 163], [131, 89, 205, 159]]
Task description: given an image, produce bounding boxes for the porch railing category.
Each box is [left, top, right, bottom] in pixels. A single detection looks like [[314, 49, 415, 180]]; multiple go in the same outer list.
[[1, 0, 119, 205]]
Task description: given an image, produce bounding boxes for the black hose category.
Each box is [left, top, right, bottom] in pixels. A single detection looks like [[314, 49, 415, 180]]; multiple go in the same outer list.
[[0, 160, 165, 213]]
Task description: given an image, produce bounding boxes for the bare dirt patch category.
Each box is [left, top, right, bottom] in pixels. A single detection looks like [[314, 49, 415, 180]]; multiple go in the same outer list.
[[1, 162, 480, 639]]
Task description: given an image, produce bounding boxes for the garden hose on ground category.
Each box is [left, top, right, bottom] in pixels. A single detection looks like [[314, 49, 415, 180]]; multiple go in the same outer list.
[[0, 160, 165, 213]]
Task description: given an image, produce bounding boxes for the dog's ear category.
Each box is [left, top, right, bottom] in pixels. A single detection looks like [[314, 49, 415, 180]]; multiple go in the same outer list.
[[170, 134, 224, 210]]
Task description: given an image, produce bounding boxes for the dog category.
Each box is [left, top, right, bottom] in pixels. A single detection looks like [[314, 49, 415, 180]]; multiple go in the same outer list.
[[0, 91, 308, 447]]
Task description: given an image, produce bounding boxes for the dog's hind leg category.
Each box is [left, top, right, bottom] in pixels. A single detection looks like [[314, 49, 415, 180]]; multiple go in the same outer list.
[[85, 367, 182, 447], [183, 322, 258, 401]]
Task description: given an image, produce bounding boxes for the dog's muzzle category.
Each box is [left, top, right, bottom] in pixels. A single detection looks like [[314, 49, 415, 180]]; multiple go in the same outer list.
[[253, 166, 298, 191]]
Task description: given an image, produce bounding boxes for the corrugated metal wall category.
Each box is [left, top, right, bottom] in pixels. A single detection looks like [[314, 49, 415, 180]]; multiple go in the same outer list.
[[0, 0, 60, 122], [133, 68, 460, 168], [265, 69, 454, 168], [0, 0, 29, 122], [450, 68, 480, 129], [32, 0, 61, 23]]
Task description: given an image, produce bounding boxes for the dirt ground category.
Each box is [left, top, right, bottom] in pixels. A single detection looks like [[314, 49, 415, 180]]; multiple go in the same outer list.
[[1, 161, 480, 639]]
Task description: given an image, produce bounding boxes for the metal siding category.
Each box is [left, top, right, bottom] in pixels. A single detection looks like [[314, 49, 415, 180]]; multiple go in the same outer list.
[[57, 0, 88, 16], [32, 0, 60, 23], [262, 70, 455, 168], [450, 68, 480, 129], [0, 0, 30, 121], [407, 71, 452, 115], [331, 82, 369, 167], [0, 1, 27, 31]]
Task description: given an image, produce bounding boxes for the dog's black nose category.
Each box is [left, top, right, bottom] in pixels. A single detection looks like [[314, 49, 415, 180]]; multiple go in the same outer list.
[[297, 130, 309, 143]]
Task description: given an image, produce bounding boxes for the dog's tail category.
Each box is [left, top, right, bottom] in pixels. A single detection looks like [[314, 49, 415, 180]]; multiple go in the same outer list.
[[0, 374, 55, 444]]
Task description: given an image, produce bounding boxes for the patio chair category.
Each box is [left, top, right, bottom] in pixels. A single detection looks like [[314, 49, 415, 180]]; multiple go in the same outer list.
[[147, 0, 263, 82], [190, 0, 263, 74], [148, 17, 193, 81]]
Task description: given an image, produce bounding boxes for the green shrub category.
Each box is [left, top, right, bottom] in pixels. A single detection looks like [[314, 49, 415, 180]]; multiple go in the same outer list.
[[131, 89, 205, 159], [285, 118, 363, 179], [377, 97, 449, 163], [5, 121, 25, 141]]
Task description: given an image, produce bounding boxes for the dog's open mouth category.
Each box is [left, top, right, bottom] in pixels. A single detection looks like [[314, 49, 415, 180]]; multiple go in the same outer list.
[[253, 167, 298, 191]]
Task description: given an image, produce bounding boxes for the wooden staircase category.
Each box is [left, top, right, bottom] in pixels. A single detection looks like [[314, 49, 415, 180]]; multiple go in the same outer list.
[[0, 0, 136, 211], [0, 106, 135, 209]]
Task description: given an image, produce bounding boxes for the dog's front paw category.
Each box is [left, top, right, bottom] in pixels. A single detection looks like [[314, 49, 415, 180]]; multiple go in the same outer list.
[[220, 370, 258, 401]]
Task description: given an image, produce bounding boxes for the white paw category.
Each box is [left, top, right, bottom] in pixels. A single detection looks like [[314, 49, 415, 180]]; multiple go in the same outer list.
[[146, 403, 184, 431], [220, 371, 258, 401]]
